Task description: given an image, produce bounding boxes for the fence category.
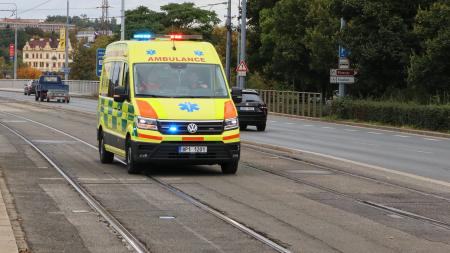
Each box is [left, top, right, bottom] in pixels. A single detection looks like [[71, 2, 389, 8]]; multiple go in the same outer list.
[[258, 90, 323, 118], [0, 79, 99, 96]]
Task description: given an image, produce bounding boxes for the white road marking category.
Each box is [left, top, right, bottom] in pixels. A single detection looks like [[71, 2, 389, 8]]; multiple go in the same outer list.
[[269, 120, 277, 123], [321, 127, 335, 129], [40, 177, 64, 180], [286, 122, 295, 125], [344, 129, 358, 132], [367, 132, 383, 135], [416, 150, 433, 154], [393, 135, 410, 138], [424, 138, 441, 142], [303, 124, 313, 127]]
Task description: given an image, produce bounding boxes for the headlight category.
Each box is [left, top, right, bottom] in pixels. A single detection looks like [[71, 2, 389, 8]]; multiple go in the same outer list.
[[136, 116, 158, 130], [224, 117, 238, 130]]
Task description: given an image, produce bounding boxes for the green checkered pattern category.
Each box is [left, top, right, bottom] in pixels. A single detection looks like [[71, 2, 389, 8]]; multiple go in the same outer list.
[[99, 97, 135, 135]]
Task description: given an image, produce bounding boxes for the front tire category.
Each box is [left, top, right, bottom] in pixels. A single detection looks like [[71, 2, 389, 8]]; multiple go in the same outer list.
[[126, 139, 141, 174], [99, 133, 114, 164], [221, 161, 238, 174]]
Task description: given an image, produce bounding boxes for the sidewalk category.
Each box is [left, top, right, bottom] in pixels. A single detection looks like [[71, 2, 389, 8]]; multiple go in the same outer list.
[[0, 170, 18, 253]]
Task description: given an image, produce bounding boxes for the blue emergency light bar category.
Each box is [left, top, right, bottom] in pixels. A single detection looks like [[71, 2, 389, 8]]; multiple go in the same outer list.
[[133, 32, 154, 41]]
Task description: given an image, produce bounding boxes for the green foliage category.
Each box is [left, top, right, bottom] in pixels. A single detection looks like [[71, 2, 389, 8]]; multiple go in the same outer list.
[[70, 36, 115, 80], [407, 1, 450, 101], [125, 4, 219, 40], [329, 99, 450, 131]]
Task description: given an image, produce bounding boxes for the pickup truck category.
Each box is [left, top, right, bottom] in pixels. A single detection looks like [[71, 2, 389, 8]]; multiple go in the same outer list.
[[35, 75, 70, 103]]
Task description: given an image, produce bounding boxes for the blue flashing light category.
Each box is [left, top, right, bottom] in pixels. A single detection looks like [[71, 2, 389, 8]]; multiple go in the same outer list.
[[133, 32, 154, 41], [169, 126, 178, 133]]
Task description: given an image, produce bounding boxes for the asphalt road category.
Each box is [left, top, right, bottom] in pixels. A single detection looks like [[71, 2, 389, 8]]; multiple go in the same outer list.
[[2, 99, 450, 253], [1, 90, 450, 183]]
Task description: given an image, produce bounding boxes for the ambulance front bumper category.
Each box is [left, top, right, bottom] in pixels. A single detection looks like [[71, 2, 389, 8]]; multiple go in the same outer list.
[[131, 141, 240, 165]]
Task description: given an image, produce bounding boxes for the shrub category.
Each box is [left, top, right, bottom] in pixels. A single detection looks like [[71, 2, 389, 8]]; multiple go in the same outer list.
[[329, 99, 450, 131]]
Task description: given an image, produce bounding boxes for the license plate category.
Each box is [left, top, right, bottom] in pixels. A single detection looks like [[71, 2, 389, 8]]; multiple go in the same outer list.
[[178, 146, 207, 154], [239, 106, 255, 111]]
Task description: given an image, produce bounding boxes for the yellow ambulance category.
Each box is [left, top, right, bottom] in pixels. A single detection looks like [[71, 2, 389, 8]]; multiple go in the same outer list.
[[97, 33, 242, 174]]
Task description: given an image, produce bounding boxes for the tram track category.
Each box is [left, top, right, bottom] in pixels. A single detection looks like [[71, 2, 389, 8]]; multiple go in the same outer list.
[[0, 110, 292, 253], [243, 144, 450, 231]]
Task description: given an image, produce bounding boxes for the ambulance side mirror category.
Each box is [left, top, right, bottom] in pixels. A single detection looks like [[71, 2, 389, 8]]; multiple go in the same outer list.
[[231, 87, 242, 104], [113, 86, 128, 103]]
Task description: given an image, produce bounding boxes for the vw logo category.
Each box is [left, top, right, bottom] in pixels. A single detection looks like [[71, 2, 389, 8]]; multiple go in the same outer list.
[[187, 123, 198, 134]]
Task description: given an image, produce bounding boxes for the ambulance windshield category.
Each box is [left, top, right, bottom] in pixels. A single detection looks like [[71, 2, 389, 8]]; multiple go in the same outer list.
[[134, 63, 229, 98]]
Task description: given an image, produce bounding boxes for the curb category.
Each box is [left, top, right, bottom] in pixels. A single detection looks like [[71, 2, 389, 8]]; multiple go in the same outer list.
[[269, 112, 450, 139]]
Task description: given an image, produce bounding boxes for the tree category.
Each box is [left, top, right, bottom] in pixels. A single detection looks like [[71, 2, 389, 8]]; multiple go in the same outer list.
[[331, 0, 435, 98], [408, 1, 450, 101], [70, 36, 115, 80], [17, 66, 41, 79], [125, 6, 166, 39], [160, 3, 220, 39]]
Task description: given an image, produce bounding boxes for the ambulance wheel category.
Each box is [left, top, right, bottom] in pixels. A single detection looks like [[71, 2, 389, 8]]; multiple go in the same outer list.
[[220, 161, 238, 174], [99, 133, 114, 163], [46, 98, 50, 102], [126, 139, 141, 174]]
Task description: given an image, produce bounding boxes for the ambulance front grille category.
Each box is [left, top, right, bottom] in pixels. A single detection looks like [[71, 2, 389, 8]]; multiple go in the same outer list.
[[158, 120, 224, 135]]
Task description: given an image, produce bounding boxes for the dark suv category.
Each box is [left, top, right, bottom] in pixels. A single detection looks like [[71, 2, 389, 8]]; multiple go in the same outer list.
[[236, 89, 268, 131]]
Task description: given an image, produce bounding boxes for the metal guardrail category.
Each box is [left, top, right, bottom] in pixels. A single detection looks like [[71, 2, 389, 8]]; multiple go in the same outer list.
[[0, 79, 99, 96], [258, 90, 323, 118]]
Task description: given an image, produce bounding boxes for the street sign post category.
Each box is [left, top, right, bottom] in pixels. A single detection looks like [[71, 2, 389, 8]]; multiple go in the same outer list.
[[96, 48, 106, 77], [236, 60, 249, 77], [330, 69, 355, 76]]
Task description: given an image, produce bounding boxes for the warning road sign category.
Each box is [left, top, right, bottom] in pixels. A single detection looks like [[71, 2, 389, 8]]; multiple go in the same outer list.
[[236, 60, 249, 76]]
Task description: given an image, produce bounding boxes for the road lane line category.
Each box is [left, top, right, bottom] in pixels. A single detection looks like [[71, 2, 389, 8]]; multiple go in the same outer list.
[[344, 129, 358, 132], [416, 150, 433, 154], [367, 132, 383, 135], [393, 135, 410, 138], [303, 124, 313, 127], [286, 122, 295, 125], [321, 127, 335, 129], [424, 138, 441, 142]]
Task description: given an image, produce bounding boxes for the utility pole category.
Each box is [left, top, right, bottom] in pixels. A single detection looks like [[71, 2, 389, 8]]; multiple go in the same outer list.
[[238, 0, 247, 89], [225, 0, 232, 84], [13, 4, 17, 79], [65, 0, 69, 81], [235, 2, 241, 88], [1, 3, 18, 79], [338, 17, 346, 97], [120, 0, 125, 40]]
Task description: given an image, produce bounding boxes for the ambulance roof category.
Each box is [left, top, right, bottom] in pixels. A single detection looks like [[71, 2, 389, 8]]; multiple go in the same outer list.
[[105, 40, 221, 65]]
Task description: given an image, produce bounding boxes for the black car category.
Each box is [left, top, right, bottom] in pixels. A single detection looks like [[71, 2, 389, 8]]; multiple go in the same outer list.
[[25, 80, 37, 96], [236, 89, 268, 131]]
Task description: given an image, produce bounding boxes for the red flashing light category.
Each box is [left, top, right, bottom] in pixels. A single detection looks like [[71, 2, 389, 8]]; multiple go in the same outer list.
[[169, 34, 183, 40]]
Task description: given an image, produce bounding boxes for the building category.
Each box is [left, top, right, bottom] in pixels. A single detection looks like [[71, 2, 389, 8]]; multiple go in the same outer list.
[[76, 29, 113, 43], [22, 30, 73, 73], [0, 18, 75, 32]]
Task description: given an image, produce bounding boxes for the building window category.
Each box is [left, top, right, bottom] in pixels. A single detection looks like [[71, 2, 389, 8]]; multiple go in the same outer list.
[[53, 63, 56, 68], [32, 53, 34, 59], [46, 53, 49, 59], [25, 53, 28, 59], [46, 63, 49, 67]]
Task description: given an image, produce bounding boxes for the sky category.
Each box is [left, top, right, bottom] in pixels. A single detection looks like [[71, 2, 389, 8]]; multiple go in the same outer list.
[[8, 0, 241, 25]]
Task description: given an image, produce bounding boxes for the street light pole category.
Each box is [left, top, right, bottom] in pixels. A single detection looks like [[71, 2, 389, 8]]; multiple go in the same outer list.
[[120, 0, 125, 40], [225, 0, 232, 85], [65, 0, 69, 81], [13, 4, 17, 79], [238, 0, 247, 89]]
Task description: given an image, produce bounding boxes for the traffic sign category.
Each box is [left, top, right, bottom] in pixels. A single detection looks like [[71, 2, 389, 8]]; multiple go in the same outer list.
[[339, 58, 350, 69], [330, 76, 355, 84], [96, 48, 106, 77], [61, 67, 71, 74], [236, 60, 249, 76], [339, 46, 348, 58], [330, 69, 355, 76], [9, 44, 14, 60]]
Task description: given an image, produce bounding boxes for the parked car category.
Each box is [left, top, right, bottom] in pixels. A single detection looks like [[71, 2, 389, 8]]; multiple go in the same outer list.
[[24, 80, 37, 96], [35, 75, 70, 103], [236, 89, 268, 131]]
